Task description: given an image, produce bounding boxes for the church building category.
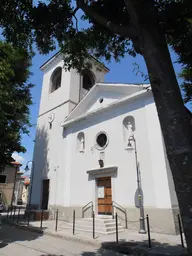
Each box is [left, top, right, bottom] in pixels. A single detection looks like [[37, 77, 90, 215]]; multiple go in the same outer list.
[[31, 52, 180, 235]]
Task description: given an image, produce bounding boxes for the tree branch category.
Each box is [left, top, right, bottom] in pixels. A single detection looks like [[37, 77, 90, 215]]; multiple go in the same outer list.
[[124, 0, 140, 29], [77, 0, 136, 39], [72, 6, 80, 32]]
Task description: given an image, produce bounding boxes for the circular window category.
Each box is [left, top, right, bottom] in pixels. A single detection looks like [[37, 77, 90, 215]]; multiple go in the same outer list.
[[99, 98, 104, 103], [96, 132, 109, 150]]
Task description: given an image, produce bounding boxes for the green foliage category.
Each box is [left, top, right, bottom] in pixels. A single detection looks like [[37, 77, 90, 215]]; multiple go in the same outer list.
[[160, 0, 192, 102], [180, 67, 192, 103], [0, 1, 33, 51], [0, 1, 191, 74], [0, 1, 191, 166], [0, 41, 33, 168], [33, 0, 137, 71]]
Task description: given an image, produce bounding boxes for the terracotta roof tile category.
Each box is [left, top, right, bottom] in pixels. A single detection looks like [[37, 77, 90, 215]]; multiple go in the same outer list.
[[10, 161, 22, 166]]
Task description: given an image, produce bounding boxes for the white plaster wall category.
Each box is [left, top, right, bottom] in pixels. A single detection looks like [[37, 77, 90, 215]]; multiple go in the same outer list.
[[87, 91, 127, 113], [33, 53, 174, 212], [69, 61, 106, 106], [33, 88, 174, 212], [79, 63, 106, 101], [32, 57, 107, 208], [144, 96, 173, 208], [39, 58, 72, 116], [69, 69, 81, 104], [66, 84, 144, 121], [32, 92, 175, 213], [40, 60, 106, 117], [90, 64, 106, 83], [164, 153, 178, 207], [66, 93, 160, 210], [162, 138, 178, 207], [60, 129, 76, 206], [32, 104, 69, 207]]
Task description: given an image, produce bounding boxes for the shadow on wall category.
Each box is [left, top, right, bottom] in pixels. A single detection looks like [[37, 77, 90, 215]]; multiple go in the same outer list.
[[34, 126, 50, 179], [134, 162, 144, 209]]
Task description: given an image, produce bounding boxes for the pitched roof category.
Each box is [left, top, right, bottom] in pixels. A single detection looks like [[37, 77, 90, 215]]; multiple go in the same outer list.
[[17, 171, 23, 175], [21, 175, 29, 180], [61, 82, 150, 127], [10, 161, 22, 166], [40, 51, 109, 72]]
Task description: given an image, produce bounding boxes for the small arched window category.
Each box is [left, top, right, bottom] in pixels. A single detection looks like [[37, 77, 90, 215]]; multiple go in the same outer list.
[[82, 70, 95, 91], [50, 67, 62, 93]]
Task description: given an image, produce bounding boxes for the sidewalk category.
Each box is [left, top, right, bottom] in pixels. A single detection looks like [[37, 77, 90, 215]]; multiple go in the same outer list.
[[4, 217, 188, 256]]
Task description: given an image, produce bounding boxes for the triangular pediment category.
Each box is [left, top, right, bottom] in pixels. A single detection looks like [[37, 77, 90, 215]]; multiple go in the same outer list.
[[64, 83, 147, 123]]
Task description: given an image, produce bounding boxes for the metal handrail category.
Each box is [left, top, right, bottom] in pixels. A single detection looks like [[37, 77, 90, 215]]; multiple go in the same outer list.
[[112, 201, 126, 212], [112, 201, 128, 229], [82, 201, 93, 218]]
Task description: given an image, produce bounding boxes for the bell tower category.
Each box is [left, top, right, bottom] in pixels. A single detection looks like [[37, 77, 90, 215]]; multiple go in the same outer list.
[[39, 52, 109, 117], [31, 52, 109, 209]]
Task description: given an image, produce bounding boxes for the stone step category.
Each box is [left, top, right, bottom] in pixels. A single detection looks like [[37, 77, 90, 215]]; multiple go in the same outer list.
[[61, 222, 124, 230], [75, 219, 121, 227], [58, 222, 125, 235], [63, 224, 123, 233], [81, 218, 116, 224], [95, 215, 113, 219], [58, 217, 125, 235]]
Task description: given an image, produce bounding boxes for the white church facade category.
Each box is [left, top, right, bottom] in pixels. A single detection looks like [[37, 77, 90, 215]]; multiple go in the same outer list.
[[31, 52, 180, 234]]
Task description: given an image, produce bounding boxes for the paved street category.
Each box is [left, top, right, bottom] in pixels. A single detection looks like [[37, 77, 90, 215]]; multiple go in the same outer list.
[[0, 224, 124, 256]]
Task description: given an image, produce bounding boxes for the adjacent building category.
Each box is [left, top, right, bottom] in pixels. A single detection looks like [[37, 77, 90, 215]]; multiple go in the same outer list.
[[21, 176, 30, 205], [0, 162, 22, 208]]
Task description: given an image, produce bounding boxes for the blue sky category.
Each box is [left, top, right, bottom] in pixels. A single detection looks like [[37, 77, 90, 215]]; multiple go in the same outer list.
[[13, 48, 189, 174]]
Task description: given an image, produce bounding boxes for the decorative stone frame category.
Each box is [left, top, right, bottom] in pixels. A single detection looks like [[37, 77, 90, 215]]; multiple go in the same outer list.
[[95, 131, 109, 151]]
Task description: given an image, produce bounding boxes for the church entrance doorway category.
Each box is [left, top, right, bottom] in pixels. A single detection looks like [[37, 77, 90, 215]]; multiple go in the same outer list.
[[97, 177, 112, 215], [41, 179, 49, 210]]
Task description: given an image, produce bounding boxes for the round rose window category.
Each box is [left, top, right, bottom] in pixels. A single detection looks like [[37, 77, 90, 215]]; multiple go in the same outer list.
[[96, 132, 109, 149]]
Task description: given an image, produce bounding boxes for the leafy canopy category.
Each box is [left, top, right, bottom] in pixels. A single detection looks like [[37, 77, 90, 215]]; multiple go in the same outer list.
[[0, 41, 33, 168], [180, 67, 192, 103], [0, 0, 191, 167], [0, 1, 191, 73], [6, 1, 192, 101]]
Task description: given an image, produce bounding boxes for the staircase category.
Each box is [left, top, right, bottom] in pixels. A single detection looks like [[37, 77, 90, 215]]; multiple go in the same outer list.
[[59, 215, 124, 235]]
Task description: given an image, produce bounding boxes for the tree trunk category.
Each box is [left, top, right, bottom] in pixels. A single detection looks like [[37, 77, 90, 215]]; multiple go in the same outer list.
[[81, 0, 192, 251], [132, 10, 192, 255]]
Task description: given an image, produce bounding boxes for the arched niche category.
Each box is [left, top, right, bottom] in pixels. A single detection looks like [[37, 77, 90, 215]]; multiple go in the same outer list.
[[123, 116, 136, 148], [50, 67, 62, 93], [77, 132, 85, 153], [82, 69, 95, 90]]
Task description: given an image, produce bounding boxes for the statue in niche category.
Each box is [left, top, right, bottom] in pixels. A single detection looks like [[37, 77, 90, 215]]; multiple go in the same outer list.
[[126, 121, 133, 147], [79, 136, 85, 152], [127, 121, 133, 136]]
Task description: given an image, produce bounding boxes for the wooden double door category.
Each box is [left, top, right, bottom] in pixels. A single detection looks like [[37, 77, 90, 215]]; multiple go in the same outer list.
[[97, 177, 112, 215]]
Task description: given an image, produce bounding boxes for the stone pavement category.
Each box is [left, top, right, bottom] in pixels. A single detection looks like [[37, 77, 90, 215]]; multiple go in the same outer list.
[[24, 220, 186, 245], [3, 217, 188, 255], [0, 224, 125, 256]]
